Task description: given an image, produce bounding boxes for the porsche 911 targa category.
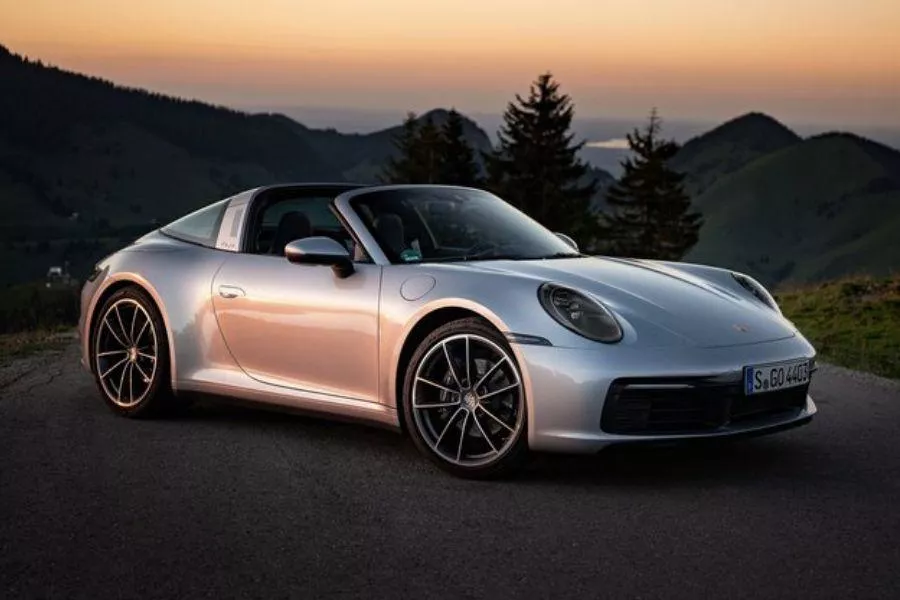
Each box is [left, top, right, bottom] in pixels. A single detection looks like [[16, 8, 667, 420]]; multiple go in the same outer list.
[[79, 184, 816, 477]]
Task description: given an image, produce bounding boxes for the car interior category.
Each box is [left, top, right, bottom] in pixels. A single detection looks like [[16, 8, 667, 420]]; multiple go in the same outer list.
[[245, 190, 367, 261], [352, 194, 481, 262]]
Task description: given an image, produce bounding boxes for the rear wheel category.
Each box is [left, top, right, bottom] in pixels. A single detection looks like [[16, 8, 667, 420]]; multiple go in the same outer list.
[[402, 318, 528, 478], [91, 287, 172, 417]]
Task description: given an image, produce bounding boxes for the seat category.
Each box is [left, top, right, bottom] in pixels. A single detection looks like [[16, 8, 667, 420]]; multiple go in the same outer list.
[[374, 213, 406, 256], [269, 211, 312, 255]]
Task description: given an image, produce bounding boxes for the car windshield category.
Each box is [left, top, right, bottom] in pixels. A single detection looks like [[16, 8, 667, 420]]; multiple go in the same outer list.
[[349, 187, 580, 264]]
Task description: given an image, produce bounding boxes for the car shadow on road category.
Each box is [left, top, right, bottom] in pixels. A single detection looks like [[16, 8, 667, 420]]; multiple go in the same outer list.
[[522, 437, 818, 487], [176, 397, 819, 488]]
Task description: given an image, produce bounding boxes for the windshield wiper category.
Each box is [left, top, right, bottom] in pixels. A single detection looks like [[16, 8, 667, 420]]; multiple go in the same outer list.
[[416, 252, 583, 264], [535, 252, 584, 259], [416, 253, 530, 263]]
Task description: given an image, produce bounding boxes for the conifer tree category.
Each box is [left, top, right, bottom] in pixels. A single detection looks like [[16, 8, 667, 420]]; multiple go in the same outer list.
[[484, 73, 599, 244], [437, 109, 480, 186], [603, 109, 702, 260], [381, 112, 480, 185], [381, 113, 424, 183], [415, 117, 442, 183]]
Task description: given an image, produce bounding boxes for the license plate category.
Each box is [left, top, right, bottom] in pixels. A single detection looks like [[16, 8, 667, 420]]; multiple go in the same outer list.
[[744, 359, 810, 395]]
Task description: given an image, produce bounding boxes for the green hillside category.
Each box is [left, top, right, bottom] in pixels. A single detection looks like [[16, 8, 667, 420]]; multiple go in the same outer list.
[[686, 133, 900, 285], [777, 275, 900, 379], [671, 112, 801, 196]]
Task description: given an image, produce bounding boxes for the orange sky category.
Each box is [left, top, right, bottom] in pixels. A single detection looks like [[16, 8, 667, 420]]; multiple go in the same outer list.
[[3, 0, 899, 126]]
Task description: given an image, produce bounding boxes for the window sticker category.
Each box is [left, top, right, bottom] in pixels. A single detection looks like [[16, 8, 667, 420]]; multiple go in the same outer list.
[[400, 248, 422, 262]]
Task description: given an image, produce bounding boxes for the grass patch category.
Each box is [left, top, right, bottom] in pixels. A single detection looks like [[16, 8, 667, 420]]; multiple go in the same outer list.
[[0, 282, 80, 335], [777, 275, 900, 379], [0, 329, 73, 364]]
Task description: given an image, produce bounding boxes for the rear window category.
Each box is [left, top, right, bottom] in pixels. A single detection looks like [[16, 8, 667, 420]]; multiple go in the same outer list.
[[161, 200, 228, 247]]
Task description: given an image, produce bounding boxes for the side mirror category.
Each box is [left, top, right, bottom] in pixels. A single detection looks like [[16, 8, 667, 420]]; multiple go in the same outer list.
[[284, 237, 354, 278], [555, 232, 579, 252]]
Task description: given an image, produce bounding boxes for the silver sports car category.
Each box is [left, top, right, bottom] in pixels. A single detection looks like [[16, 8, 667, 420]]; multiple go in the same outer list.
[[79, 184, 816, 477]]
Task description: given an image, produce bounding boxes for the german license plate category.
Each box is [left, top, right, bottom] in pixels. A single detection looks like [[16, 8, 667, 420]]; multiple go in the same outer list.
[[744, 359, 810, 395]]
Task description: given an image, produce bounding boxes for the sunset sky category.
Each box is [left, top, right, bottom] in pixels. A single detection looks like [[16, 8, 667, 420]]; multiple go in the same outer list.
[[3, 0, 899, 127]]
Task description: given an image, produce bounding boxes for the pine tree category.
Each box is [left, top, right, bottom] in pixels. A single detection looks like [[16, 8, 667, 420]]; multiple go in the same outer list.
[[415, 117, 442, 183], [382, 111, 480, 185], [437, 109, 480, 186], [381, 113, 423, 183], [602, 109, 702, 260], [484, 73, 598, 244]]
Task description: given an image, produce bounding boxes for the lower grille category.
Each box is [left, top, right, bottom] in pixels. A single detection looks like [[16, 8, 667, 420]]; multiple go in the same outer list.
[[601, 378, 808, 435]]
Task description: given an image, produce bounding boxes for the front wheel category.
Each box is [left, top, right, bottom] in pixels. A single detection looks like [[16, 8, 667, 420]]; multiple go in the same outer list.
[[402, 318, 528, 478], [91, 287, 173, 417]]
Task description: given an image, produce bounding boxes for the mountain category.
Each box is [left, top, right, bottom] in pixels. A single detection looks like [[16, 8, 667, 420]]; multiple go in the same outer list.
[[289, 108, 495, 182], [0, 46, 493, 235], [671, 112, 801, 196], [0, 45, 503, 284], [586, 167, 616, 213], [3, 44, 893, 290], [0, 45, 612, 286], [686, 132, 900, 285]]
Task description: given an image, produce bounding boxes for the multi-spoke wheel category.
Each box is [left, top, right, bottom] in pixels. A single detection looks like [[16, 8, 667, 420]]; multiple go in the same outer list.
[[91, 287, 172, 417], [403, 318, 528, 478]]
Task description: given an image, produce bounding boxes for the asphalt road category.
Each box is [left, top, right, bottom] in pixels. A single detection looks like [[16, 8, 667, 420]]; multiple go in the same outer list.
[[2, 343, 899, 599]]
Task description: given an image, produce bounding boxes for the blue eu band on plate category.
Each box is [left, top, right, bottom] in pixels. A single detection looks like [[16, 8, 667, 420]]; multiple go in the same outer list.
[[745, 359, 810, 395]]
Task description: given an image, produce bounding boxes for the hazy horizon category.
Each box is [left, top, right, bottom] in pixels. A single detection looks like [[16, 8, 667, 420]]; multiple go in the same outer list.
[[243, 104, 900, 149], [3, 0, 898, 129]]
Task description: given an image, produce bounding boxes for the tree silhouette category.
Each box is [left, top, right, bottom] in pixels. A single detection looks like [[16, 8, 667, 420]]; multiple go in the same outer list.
[[437, 109, 481, 186], [602, 109, 702, 260], [381, 111, 479, 185], [484, 73, 599, 245], [380, 113, 423, 183]]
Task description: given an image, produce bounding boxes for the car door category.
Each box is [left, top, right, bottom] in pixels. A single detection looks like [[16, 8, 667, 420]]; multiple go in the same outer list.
[[211, 193, 381, 403]]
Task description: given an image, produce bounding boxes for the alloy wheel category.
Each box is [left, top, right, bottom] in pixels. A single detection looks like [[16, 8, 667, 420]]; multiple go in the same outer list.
[[94, 298, 159, 408], [412, 333, 524, 467]]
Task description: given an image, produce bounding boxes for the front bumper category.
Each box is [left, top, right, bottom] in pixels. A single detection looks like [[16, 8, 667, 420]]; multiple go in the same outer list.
[[514, 335, 817, 453]]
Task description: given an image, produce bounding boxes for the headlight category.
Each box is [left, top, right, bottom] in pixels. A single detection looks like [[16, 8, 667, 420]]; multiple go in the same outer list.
[[538, 283, 622, 343], [732, 272, 780, 313]]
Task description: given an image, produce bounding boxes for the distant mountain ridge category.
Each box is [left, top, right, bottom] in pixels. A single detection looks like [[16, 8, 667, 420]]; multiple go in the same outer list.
[[0, 45, 495, 231], [671, 112, 802, 196], [0, 45, 496, 283], [287, 108, 495, 182], [0, 43, 896, 289], [0, 44, 613, 285]]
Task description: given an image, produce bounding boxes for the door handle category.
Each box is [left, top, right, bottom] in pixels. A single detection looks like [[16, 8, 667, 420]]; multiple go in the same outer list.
[[218, 285, 245, 299]]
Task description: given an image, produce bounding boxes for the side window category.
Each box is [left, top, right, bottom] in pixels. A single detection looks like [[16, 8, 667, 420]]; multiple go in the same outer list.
[[261, 197, 340, 231], [250, 196, 367, 261], [161, 200, 228, 247]]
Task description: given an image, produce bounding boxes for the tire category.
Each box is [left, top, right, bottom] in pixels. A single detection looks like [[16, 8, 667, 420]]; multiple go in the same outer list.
[[90, 286, 173, 418], [402, 317, 529, 479]]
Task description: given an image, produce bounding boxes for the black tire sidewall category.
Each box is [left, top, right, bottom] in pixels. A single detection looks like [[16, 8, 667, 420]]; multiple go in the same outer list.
[[401, 317, 529, 479], [91, 286, 172, 418]]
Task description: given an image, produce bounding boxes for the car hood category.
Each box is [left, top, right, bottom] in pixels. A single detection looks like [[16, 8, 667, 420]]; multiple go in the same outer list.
[[454, 256, 795, 348]]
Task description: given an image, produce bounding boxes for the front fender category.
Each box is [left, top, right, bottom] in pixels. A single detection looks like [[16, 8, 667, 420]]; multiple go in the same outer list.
[[378, 265, 553, 412], [79, 239, 231, 392]]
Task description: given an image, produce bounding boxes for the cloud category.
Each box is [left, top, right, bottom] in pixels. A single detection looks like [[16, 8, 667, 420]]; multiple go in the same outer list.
[[585, 138, 630, 150]]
